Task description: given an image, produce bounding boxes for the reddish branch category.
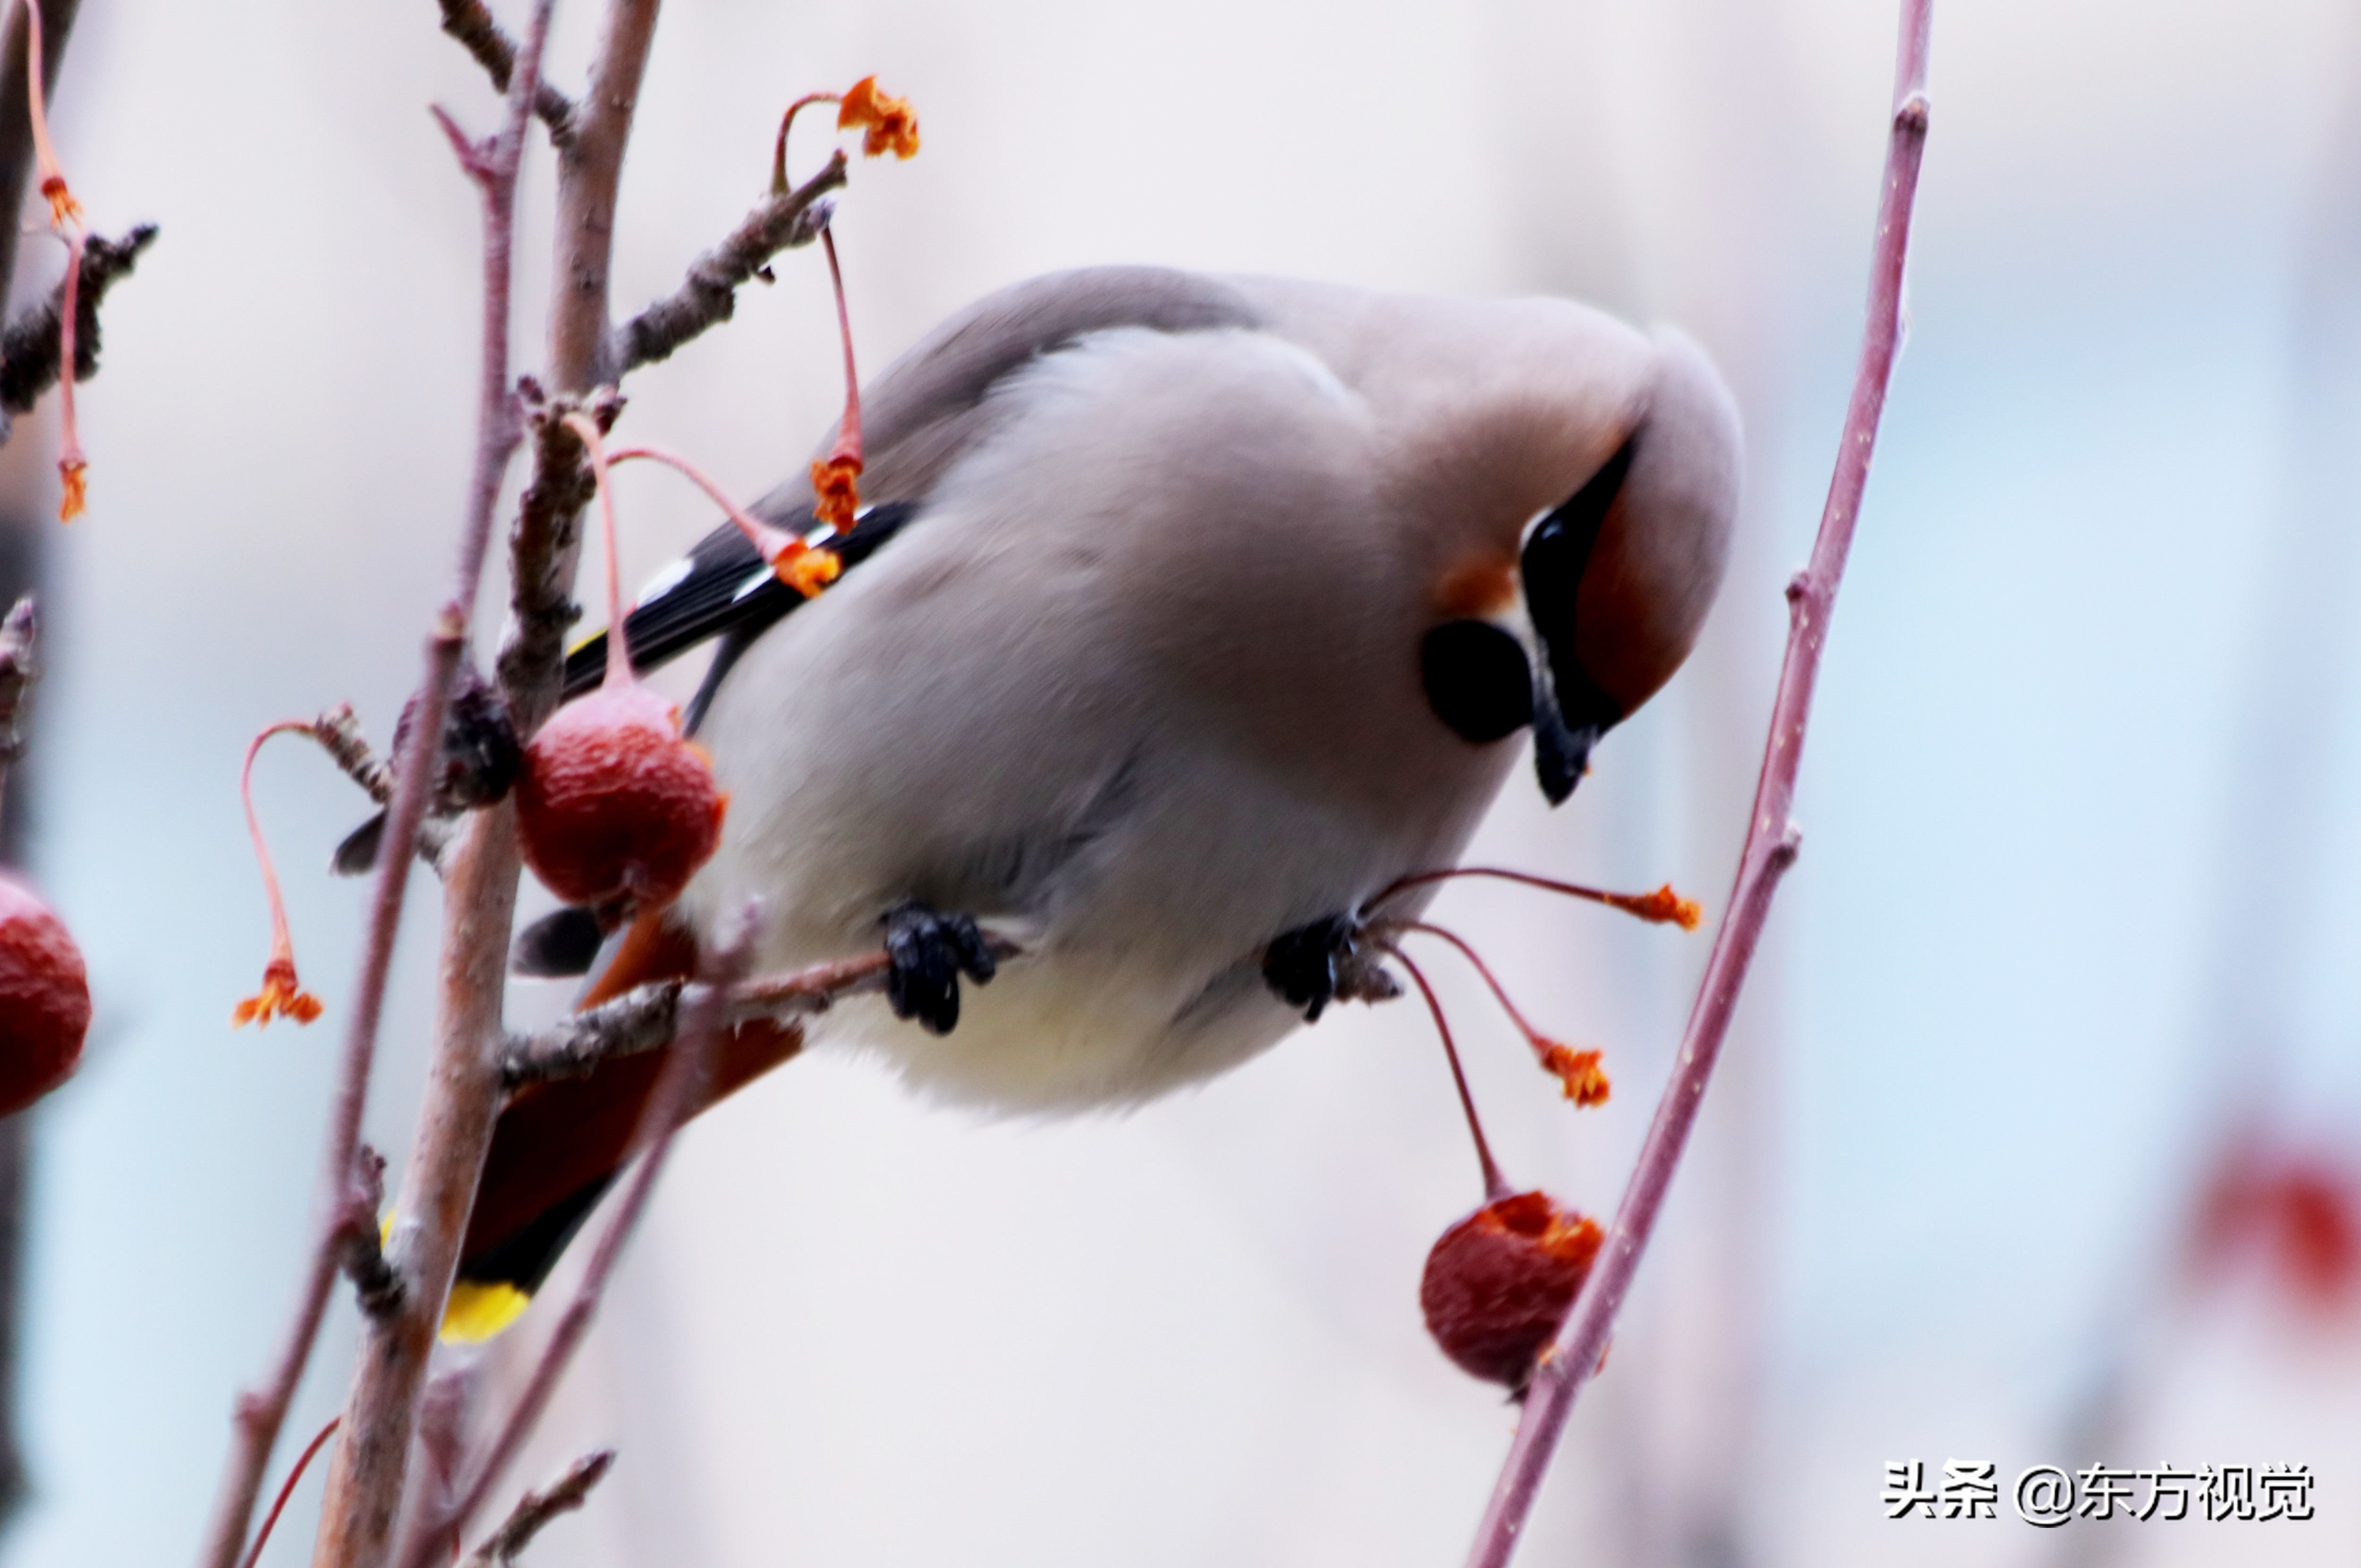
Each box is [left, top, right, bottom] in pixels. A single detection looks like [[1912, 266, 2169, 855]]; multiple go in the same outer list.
[[312, 4, 662, 1563], [1462, 3, 1934, 1563], [0, 597, 34, 820], [498, 936, 1019, 1086], [461, 1449, 614, 1566], [196, 9, 558, 1568], [433, 0, 574, 149]]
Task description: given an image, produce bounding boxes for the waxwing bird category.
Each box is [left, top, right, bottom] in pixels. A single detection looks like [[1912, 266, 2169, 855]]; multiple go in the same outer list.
[[444, 266, 1741, 1338]]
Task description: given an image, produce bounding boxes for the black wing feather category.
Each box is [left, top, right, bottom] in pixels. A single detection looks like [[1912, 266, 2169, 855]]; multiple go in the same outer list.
[[560, 500, 923, 711]]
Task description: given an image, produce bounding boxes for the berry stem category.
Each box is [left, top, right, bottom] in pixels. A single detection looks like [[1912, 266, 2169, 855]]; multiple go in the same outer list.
[[1375, 865, 1700, 930], [1396, 921, 1557, 1063], [560, 412, 633, 692], [821, 226, 862, 467], [18, 0, 90, 521], [1384, 940, 1510, 1204], [236, 720, 327, 1027], [770, 92, 841, 194], [603, 444, 836, 595], [239, 1416, 340, 1568]]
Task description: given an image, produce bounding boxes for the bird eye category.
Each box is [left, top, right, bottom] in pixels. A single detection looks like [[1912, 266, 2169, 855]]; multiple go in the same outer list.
[[1421, 620, 1535, 743], [1520, 440, 1634, 731]]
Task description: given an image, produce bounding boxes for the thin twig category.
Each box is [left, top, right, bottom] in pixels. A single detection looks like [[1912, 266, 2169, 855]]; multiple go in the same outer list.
[[333, 1145, 403, 1322], [0, 222, 156, 426], [400, 907, 756, 1568], [433, 0, 574, 149], [0, 596, 36, 821], [286, 9, 559, 1568], [499, 937, 1020, 1086], [547, 0, 662, 396], [308, 704, 457, 874], [605, 151, 846, 375], [461, 1450, 614, 1567], [1461, 4, 1933, 1563], [0, 0, 77, 427]]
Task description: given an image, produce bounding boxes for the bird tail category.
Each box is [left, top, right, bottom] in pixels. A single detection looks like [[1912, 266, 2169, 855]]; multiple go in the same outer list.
[[441, 910, 803, 1341]]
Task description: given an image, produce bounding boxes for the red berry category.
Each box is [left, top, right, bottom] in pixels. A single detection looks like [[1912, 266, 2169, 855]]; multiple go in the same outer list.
[[0, 872, 90, 1114], [1420, 1190, 1604, 1390], [516, 683, 727, 919]]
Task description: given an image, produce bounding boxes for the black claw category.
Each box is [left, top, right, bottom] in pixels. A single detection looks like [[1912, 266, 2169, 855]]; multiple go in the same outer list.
[[1263, 915, 1361, 1022], [882, 901, 996, 1035]]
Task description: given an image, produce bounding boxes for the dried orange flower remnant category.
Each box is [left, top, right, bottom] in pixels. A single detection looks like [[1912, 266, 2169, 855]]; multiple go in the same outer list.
[[235, 953, 324, 1028], [236, 721, 328, 1029], [811, 453, 862, 531], [1610, 882, 1701, 930], [39, 175, 79, 229], [782, 547, 842, 597], [1539, 1044, 1610, 1107], [56, 458, 85, 523], [837, 76, 919, 159]]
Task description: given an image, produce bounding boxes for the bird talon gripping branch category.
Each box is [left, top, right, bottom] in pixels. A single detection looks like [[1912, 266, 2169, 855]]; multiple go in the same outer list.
[[882, 901, 997, 1035]]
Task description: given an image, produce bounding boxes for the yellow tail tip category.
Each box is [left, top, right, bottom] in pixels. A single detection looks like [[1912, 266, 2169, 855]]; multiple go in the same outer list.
[[441, 1280, 533, 1343]]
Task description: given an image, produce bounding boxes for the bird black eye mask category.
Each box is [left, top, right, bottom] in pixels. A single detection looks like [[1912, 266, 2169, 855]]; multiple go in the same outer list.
[[1518, 438, 1634, 803]]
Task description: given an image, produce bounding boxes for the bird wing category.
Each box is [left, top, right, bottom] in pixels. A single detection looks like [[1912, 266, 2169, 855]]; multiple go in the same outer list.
[[559, 267, 1264, 712]]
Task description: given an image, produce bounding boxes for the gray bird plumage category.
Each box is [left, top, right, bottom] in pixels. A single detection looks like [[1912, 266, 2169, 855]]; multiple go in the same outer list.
[[635, 265, 1743, 1112]]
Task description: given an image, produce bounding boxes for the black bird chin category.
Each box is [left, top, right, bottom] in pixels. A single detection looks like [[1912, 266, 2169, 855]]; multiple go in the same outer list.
[[1530, 686, 1603, 806]]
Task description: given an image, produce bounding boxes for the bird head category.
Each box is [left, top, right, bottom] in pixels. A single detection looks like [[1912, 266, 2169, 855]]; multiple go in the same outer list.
[[1420, 328, 1741, 803]]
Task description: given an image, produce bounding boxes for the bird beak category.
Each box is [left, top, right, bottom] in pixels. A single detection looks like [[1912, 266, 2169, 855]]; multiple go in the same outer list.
[[1528, 653, 1603, 806]]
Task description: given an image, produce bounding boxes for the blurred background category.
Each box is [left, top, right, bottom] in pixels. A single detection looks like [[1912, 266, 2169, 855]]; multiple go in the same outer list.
[[2, 0, 2359, 1563]]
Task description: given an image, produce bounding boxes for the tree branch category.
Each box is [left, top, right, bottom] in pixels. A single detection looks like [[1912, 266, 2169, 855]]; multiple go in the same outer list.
[[285, 7, 559, 1568], [547, 0, 661, 396], [0, 0, 78, 407], [0, 222, 157, 425], [1462, 3, 1934, 1563], [310, 5, 660, 1562], [605, 152, 845, 376], [493, 388, 613, 734], [308, 704, 457, 875], [498, 937, 1021, 1086], [433, 0, 573, 150], [461, 1450, 613, 1567], [0, 596, 35, 822], [399, 907, 755, 1568]]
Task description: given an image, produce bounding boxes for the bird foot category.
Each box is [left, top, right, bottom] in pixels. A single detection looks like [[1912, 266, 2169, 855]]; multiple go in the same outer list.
[[1262, 914, 1400, 1022], [882, 901, 998, 1035]]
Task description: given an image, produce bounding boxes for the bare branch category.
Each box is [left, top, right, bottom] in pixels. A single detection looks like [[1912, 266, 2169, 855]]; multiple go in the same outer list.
[[462, 1450, 615, 1567], [309, 704, 457, 875], [606, 152, 846, 376], [400, 906, 757, 1568], [0, 0, 79, 388], [499, 938, 1021, 1087], [0, 597, 36, 819], [315, 4, 657, 1562], [1462, 3, 1935, 1563], [547, 0, 663, 395], [218, 10, 561, 1568], [494, 388, 616, 734], [0, 223, 157, 426], [433, 0, 575, 149], [333, 1145, 403, 1322]]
